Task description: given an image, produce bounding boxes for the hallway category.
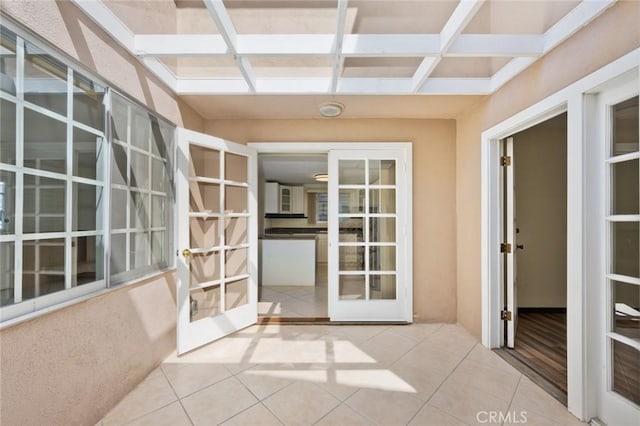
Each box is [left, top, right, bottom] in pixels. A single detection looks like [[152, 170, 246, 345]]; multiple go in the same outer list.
[[97, 324, 583, 425]]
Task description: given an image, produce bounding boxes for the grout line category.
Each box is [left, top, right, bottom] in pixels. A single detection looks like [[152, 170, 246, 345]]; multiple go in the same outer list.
[[502, 375, 524, 426], [158, 365, 196, 426]]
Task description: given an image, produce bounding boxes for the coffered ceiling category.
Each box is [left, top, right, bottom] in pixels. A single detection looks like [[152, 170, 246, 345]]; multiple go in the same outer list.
[[70, 0, 616, 118]]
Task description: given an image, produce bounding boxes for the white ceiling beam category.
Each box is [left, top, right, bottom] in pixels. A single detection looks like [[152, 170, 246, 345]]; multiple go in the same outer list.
[[543, 0, 616, 52], [489, 57, 537, 92], [202, 0, 256, 92], [331, 0, 349, 93], [338, 78, 412, 94], [176, 78, 251, 94], [342, 34, 440, 57], [237, 35, 334, 56], [447, 35, 544, 57], [411, 0, 485, 92], [135, 35, 229, 56]]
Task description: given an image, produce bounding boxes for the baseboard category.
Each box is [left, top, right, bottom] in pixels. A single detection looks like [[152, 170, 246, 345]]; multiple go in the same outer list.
[[518, 307, 567, 313]]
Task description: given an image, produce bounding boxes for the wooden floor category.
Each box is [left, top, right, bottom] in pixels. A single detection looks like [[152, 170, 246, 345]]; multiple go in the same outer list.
[[510, 312, 567, 394]]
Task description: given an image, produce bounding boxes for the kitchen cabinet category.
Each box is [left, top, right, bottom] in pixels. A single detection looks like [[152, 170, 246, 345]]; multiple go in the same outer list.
[[316, 233, 328, 263], [265, 183, 305, 214]]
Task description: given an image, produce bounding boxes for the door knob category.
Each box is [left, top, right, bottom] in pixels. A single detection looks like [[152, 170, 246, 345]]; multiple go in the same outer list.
[[182, 248, 192, 257]]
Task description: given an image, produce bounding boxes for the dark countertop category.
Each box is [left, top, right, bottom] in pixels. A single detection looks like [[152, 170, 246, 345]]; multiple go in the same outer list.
[[265, 227, 327, 234], [261, 234, 317, 240]]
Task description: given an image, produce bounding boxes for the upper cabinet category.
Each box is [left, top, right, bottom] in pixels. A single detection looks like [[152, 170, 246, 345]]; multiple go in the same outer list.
[[264, 182, 304, 214]]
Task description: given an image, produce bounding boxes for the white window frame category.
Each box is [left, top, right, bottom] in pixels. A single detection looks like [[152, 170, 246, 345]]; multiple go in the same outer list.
[[480, 48, 639, 422]]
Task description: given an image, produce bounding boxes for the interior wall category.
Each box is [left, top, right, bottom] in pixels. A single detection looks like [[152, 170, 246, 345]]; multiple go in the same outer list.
[[455, 1, 640, 337], [513, 114, 568, 308], [206, 118, 458, 323], [0, 2, 206, 425]]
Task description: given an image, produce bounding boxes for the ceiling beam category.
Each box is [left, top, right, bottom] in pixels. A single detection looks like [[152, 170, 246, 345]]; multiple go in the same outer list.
[[447, 35, 544, 57], [411, 0, 485, 92], [331, 0, 349, 93], [202, 0, 256, 92]]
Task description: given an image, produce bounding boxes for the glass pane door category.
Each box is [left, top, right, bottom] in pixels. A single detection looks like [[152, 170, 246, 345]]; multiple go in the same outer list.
[[328, 148, 411, 322], [176, 128, 257, 355]]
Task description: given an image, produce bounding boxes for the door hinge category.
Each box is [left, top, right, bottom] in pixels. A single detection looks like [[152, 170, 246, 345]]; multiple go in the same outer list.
[[501, 310, 512, 321], [500, 243, 512, 253], [500, 156, 512, 166]]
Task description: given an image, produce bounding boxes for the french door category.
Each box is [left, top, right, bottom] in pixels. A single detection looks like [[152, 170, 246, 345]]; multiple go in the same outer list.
[[175, 128, 257, 355], [596, 80, 639, 424], [503, 137, 518, 348], [328, 147, 412, 322]]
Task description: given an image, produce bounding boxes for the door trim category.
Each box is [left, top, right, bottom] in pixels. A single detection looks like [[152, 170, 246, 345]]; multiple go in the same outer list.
[[249, 142, 413, 323], [480, 49, 639, 421]]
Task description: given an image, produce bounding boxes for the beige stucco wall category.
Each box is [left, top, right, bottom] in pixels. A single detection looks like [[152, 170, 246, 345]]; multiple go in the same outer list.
[[455, 1, 640, 337], [205, 119, 458, 323]]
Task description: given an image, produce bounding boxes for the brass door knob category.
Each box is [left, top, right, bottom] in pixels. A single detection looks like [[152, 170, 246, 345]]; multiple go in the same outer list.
[[182, 248, 192, 257]]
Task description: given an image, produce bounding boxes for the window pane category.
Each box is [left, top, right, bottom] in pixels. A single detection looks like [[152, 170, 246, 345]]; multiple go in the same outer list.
[[130, 232, 149, 269], [151, 194, 165, 228], [612, 281, 640, 340], [370, 217, 396, 243], [23, 239, 65, 299], [73, 127, 103, 180], [612, 159, 639, 215], [23, 174, 65, 233], [131, 108, 150, 151], [612, 96, 639, 156], [73, 183, 101, 232], [190, 145, 220, 178], [370, 275, 396, 300], [226, 278, 248, 310], [225, 152, 247, 182], [369, 188, 396, 213], [111, 94, 129, 143], [24, 108, 66, 174], [339, 218, 364, 242], [226, 248, 247, 277], [225, 217, 247, 246], [370, 246, 396, 271], [0, 28, 17, 96], [130, 151, 149, 189], [73, 236, 104, 285], [151, 231, 167, 266], [130, 192, 149, 229], [0, 170, 15, 234], [151, 158, 166, 192], [0, 99, 16, 165], [110, 233, 127, 276], [111, 142, 127, 186], [191, 182, 220, 213], [369, 160, 396, 185], [339, 275, 365, 300], [73, 71, 104, 129], [191, 251, 220, 285], [150, 118, 170, 158], [339, 160, 365, 184], [190, 285, 221, 322], [612, 222, 639, 278], [111, 189, 127, 230], [339, 188, 364, 213], [191, 218, 219, 248], [226, 185, 247, 213], [24, 42, 67, 116], [0, 242, 15, 306], [339, 245, 364, 271], [612, 340, 640, 405]]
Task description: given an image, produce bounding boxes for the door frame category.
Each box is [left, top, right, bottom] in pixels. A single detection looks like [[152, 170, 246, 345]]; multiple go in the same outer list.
[[249, 142, 413, 323], [480, 49, 639, 421]]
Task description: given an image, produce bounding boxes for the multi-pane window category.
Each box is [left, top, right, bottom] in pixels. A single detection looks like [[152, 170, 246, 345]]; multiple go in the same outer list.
[[109, 93, 174, 284], [0, 25, 175, 322], [0, 27, 106, 319]]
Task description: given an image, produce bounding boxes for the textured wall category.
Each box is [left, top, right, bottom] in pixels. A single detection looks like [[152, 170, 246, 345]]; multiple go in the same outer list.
[[205, 118, 458, 323], [455, 1, 640, 337]]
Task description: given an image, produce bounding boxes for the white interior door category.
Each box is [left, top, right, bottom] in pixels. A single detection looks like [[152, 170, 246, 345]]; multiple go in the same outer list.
[[176, 128, 257, 355], [328, 147, 412, 322], [505, 137, 518, 348]]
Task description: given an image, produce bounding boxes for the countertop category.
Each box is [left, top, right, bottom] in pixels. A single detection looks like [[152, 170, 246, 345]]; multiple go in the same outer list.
[[260, 234, 317, 240]]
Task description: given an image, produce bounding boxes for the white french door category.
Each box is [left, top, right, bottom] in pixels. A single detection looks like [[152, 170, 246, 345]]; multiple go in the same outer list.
[[175, 128, 258, 355], [596, 80, 639, 424], [328, 148, 412, 322], [503, 137, 518, 348]]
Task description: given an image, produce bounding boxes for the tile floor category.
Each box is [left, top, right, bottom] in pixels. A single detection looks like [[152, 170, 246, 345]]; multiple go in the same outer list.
[[98, 323, 584, 425]]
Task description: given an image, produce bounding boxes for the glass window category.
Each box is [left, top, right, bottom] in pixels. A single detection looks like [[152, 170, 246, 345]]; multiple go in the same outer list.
[[0, 99, 16, 165], [73, 71, 104, 129], [0, 27, 17, 96], [24, 41, 67, 116]]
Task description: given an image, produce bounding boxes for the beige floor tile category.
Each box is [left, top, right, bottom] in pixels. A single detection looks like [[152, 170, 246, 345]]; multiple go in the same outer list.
[[445, 358, 521, 402], [236, 366, 294, 400], [424, 324, 478, 357], [395, 341, 466, 375], [316, 380, 360, 401], [428, 375, 511, 425], [102, 368, 177, 426], [388, 323, 444, 343], [248, 337, 330, 364], [390, 359, 450, 401], [327, 325, 390, 343], [463, 344, 523, 375], [408, 404, 468, 426], [180, 377, 258, 425], [125, 402, 191, 426], [358, 331, 417, 366], [262, 381, 340, 425], [315, 403, 371, 426], [345, 388, 425, 425], [510, 377, 584, 425], [161, 361, 232, 398], [221, 403, 283, 426]]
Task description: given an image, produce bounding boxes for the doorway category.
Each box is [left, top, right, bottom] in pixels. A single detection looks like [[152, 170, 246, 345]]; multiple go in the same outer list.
[[500, 113, 569, 401]]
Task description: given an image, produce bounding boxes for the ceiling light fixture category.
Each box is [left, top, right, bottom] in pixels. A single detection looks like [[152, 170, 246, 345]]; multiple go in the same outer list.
[[313, 173, 329, 182], [318, 102, 344, 118]]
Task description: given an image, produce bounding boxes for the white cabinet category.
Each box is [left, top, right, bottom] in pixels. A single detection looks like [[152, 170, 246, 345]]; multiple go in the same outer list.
[[264, 182, 279, 214], [265, 183, 304, 214]]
